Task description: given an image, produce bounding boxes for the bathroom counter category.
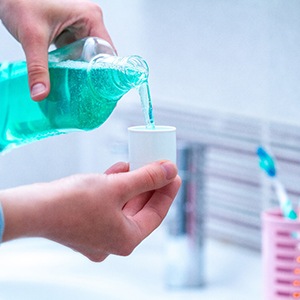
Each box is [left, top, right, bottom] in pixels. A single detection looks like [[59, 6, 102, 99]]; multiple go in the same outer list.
[[0, 227, 262, 300]]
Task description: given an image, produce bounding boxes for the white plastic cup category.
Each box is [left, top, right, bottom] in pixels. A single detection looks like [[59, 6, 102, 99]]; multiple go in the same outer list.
[[128, 125, 176, 170]]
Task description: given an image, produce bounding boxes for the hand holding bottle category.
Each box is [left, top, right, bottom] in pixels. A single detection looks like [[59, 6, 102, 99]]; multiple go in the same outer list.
[[0, 161, 181, 262], [0, 0, 115, 101]]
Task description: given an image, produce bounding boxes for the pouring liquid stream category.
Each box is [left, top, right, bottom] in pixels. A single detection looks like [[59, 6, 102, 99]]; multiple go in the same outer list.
[[139, 82, 155, 129]]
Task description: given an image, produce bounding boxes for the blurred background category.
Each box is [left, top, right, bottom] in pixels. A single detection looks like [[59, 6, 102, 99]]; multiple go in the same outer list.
[[1, 0, 300, 299]]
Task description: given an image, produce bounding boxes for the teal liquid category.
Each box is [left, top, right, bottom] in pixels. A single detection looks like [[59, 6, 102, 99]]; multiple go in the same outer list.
[[0, 60, 144, 152], [139, 82, 155, 129]]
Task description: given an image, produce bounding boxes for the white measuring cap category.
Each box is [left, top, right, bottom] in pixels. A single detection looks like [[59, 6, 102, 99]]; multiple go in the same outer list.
[[128, 125, 176, 170]]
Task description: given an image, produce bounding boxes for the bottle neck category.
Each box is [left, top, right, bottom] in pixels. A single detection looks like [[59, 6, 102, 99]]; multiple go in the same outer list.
[[121, 55, 149, 87], [87, 54, 149, 100]]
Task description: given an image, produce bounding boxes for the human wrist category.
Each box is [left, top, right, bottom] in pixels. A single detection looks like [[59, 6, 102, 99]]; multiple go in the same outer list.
[[0, 185, 54, 242]]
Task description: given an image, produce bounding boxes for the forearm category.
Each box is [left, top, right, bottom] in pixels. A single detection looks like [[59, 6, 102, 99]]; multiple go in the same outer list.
[[0, 183, 55, 242]]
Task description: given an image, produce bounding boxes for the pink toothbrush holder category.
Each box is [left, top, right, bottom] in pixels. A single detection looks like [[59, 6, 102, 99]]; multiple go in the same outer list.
[[263, 208, 300, 299]]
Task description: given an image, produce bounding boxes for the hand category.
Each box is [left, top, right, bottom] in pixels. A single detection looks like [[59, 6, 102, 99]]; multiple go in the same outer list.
[[0, 0, 114, 101], [0, 161, 181, 262]]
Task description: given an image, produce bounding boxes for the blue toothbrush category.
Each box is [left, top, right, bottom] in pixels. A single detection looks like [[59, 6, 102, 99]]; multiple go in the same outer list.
[[257, 146, 297, 220]]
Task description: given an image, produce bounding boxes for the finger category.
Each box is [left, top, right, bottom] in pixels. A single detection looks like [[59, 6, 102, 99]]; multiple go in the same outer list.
[[112, 161, 178, 205], [89, 25, 117, 54], [54, 26, 116, 54], [130, 176, 181, 238], [53, 5, 117, 54], [104, 162, 129, 175], [54, 29, 77, 48], [21, 33, 50, 101], [86, 4, 117, 53], [122, 191, 154, 217]]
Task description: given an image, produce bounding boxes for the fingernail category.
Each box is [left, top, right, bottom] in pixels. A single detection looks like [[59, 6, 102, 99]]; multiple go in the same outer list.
[[31, 83, 46, 98], [161, 161, 177, 180]]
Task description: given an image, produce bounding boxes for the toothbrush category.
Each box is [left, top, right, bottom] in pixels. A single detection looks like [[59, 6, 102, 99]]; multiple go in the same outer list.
[[257, 146, 297, 220]]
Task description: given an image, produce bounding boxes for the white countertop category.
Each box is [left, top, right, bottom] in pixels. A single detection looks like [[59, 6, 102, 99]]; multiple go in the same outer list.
[[0, 227, 262, 300]]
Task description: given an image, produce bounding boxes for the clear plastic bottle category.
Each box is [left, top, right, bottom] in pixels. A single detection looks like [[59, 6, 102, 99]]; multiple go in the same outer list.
[[0, 37, 149, 153]]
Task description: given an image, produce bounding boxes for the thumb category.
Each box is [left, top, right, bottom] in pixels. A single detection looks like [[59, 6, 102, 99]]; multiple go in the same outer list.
[[114, 161, 178, 204], [22, 37, 50, 101]]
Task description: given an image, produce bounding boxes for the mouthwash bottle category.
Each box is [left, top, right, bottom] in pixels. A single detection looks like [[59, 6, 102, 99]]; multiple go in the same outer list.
[[0, 37, 150, 153]]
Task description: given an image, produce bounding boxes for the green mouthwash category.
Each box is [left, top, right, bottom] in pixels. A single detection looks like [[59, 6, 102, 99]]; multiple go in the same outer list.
[[139, 82, 155, 129], [0, 37, 151, 153]]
